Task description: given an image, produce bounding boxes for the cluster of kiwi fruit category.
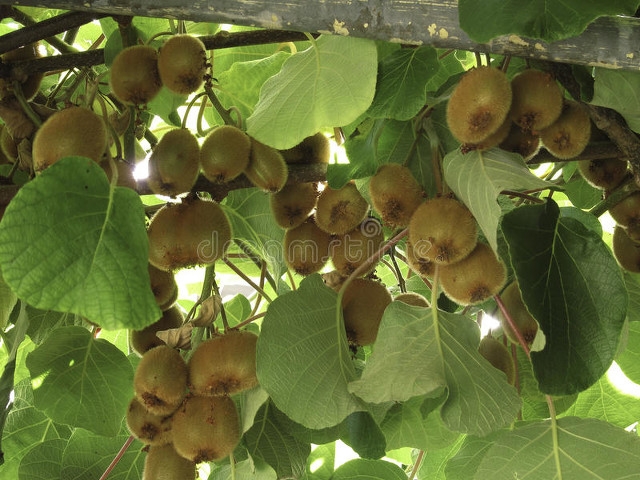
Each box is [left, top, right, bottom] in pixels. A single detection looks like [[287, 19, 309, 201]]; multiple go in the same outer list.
[[446, 66, 591, 160]]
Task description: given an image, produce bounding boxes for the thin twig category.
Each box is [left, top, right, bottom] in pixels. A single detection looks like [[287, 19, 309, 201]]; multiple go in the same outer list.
[[98, 435, 135, 480], [223, 258, 274, 303]]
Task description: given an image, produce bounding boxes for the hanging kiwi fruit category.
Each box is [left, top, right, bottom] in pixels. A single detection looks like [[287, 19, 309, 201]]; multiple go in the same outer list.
[[130, 305, 184, 356], [342, 278, 392, 346], [245, 137, 288, 193], [147, 128, 200, 197], [315, 182, 369, 235], [498, 123, 541, 159], [539, 100, 591, 159], [369, 164, 423, 228], [577, 158, 628, 190], [405, 240, 435, 278], [331, 218, 385, 277], [109, 45, 162, 106], [200, 125, 252, 183], [613, 224, 640, 273], [478, 335, 515, 385], [143, 444, 197, 480], [125, 396, 173, 446], [394, 292, 429, 307], [157, 34, 207, 95], [283, 216, 332, 275], [0, 42, 44, 101], [509, 69, 564, 133], [279, 132, 331, 164], [497, 281, 539, 347], [270, 182, 319, 229]]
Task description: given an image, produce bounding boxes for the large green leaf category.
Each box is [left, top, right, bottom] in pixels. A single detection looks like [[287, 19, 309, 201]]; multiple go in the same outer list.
[[502, 200, 628, 395], [247, 35, 377, 149], [340, 411, 387, 460], [591, 68, 640, 133], [443, 148, 551, 252], [256, 275, 362, 429], [331, 458, 407, 479], [0, 157, 160, 330], [209, 457, 277, 480], [458, 0, 639, 43], [26, 326, 133, 436], [617, 321, 640, 383], [18, 438, 66, 480]]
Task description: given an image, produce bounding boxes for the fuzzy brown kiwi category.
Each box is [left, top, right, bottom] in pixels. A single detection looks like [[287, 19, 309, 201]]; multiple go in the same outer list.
[[331, 219, 385, 277], [188, 329, 258, 396], [394, 292, 429, 307], [134, 345, 188, 416], [478, 335, 515, 384], [577, 158, 628, 190], [539, 100, 591, 159], [608, 191, 640, 230], [270, 182, 318, 229], [497, 281, 539, 346], [446, 66, 512, 144], [279, 132, 331, 164], [148, 264, 179, 310], [408, 197, 477, 265], [499, 123, 541, 159], [315, 182, 369, 235], [147, 128, 200, 197], [405, 240, 435, 278], [126, 396, 173, 445], [462, 116, 511, 153], [613, 224, 640, 273], [171, 395, 241, 463], [147, 196, 232, 271], [0, 42, 44, 101], [369, 164, 423, 228], [110, 45, 162, 106], [143, 444, 196, 480], [245, 138, 288, 193], [438, 242, 506, 306], [283, 216, 332, 275], [342, 278, 392, 346], [32, 106, 107, 172], [157, 34, 207, 95], [130, 305, 184, 356], [509, 69, 564, 133], [200, 125, 252, 183]]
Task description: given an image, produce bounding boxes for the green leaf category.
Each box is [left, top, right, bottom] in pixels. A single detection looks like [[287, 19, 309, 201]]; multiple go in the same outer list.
[[24, 307, 76, 345], [209, 456, 277, 480], [247, 35, 377, 149], [256, 275, 362, 429], [443, 148, 551, 252], [0, 157, 160, 330], [26, 326, 133, 436], [458, 0, 639, 43], [0, 270, 17, 330], [591, 68, 640, 133], [617, 320, 640, 383], [303, 442, 335, 480], [238, 386, 270, 433], [18, 438, 66, 480], [224, 294, 253, 328], [368, 46, 439, 120], [146, 87, 186, 127], [624, 272, 640, 323], [340, 412, 386, 460], [502, 200, 628, 395], [563, 177, 602, 209], [445, 430, 505, 480], [330, 458, 407, 479], [417, 436, 466, 480]]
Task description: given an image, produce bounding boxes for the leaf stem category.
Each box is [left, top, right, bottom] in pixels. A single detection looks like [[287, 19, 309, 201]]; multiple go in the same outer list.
[[431, 266, 444, 360], [589, 177, 636, 218], [204, 84, 237, 127], [408, 449, 425, 480], [546, 394, 563, 480], [11, 81, 41, 128], [98, 435, 135, 480], [211, 275, 230, 332], [222, 258, 274, 303], [494, 294, 531, 360], [234, 311, 267, 329]]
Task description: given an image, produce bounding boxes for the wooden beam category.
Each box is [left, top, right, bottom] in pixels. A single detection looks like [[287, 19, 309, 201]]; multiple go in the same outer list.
[[1, 0, 640, 70]]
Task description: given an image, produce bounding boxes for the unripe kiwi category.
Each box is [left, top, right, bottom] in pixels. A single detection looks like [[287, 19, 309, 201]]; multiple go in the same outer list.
[[110, 45, 162, 106], [608, 191, 640, 230], [32, 106, 107, 172], [279, 132, 331, 164], [130, 305, 184, 356], [171, 395, 241, 463], [148, 264, 179, 310], [539, 100, 591, 159], [509, 69, 563, 133], [369, 164, 423, 228], [446, 66, 512, 144], [134, 345, 188, 416], [395, 292, 429, 307], [270, 182, 318, 229], [578, 158, 628, 190], [245, 138, 288, 193], [342, 278, 392, 346], [315, 182, 369, 235], [147, 128, 200, 197], [283, 216, 331, 275], [331, 219, 385, 277], [200, 125, 251, 183], [143, 444, 196, 480], [0, 42, 44, 101], [147, 196, 232, 271], [157, 34, 207, 95], [188, 329, 258, 396], [478, 335, 515, 384], [438, 242, 506, 306], [408, 196, 477, 265], [405, 240, 435, 278], [497, 281, 539, 346], [613, 224, 640, 273], [499, 123, 541, 159], [126, 397, 173, 445]]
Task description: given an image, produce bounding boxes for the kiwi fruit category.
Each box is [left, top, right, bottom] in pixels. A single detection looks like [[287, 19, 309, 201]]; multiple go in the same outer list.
[[157, 34, 207, 95], [342, 278, 392, 346], [446, 66, 512, 144], [148, 264, 179, 310], [200, 125, 252, 183], [478, 335, 515, 384], [130, 305, 184, 356], [188, 329, 258, 396], [147, 196, 232, 271], [245, 138, 288, 193], [110, 45, 162, 106], [270, 182, 318, 229], [0, 42, 44, 101], [100, 159, 137, 190], [331, 219, 385, 277], [608, 191, 640, 230], [408, 196, 477, 265], [279, 132, 331, 164], [32, 106, 107, 172], [283, 216, 332, 275], [499, 123, 541, 159], [369, 164, 423, 228], [405, 240, 435, 278], [171, 394, 241, 463], [497, 281, 539, 346], [147, 128, 200, 197], [509, 69, 563, 133], [438, 242, 507, 305], [143, 444, 196, 480], [315, 182, 369, 235], [395, 292, 429, 307], [462, 116, 511, 152], [539, 100, 591, 159], [134, 345, 188, 416], [613, 224, 640, 273], [126, 396, 173, 445], [578, 158, 628, 190]]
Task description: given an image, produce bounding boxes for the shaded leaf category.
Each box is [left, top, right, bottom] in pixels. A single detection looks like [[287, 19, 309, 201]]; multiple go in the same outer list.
[[340, 411, 386, 460], [330, 458, 407, 479], [209, 456, 277, 480], [617, 320, 640, 383], [18, 438, 66, 480], [592, 68, 640, 133]]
